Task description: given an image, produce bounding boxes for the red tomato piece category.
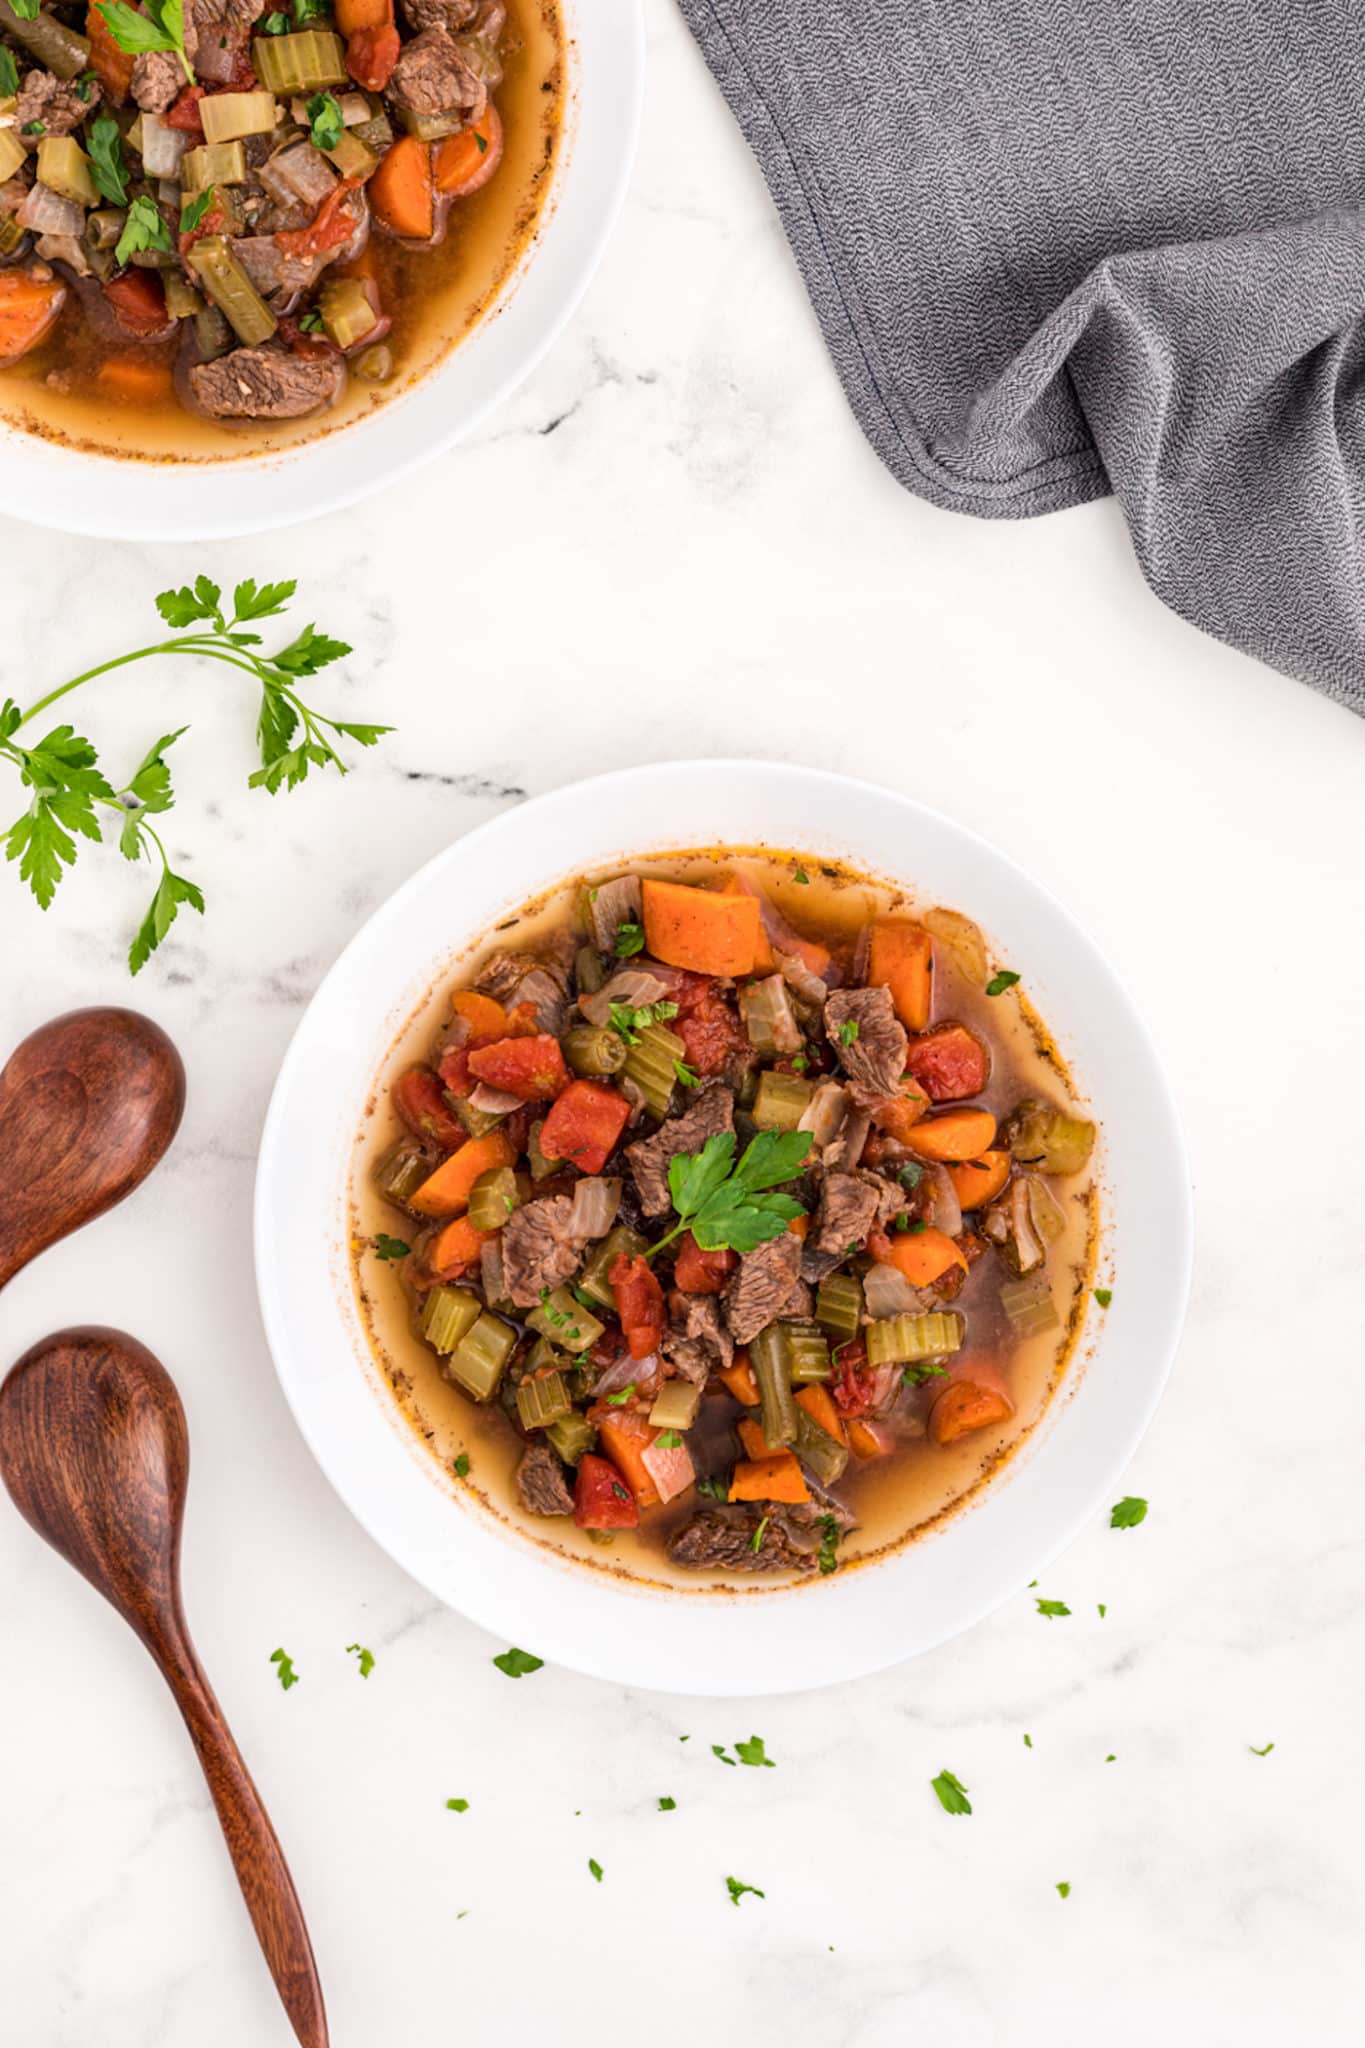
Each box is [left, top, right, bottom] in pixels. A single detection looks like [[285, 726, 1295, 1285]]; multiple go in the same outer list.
[[392, 1066, 464, 1149], [346, 22, 401, 91], [538, 1080, 631, 1176], [466, 1033, 568, 1102], [904, 1023, 991, 1103], [102, 269, 168, 338], [573, 1453, 639, 1530], [275, 177, 361, 261], [165, 85, 205, 132], [830, 1343, 881, 1418], [673, 974, 749, 1077], [610, 1251, 665, 1362], [673, 1232, 736, 1294]]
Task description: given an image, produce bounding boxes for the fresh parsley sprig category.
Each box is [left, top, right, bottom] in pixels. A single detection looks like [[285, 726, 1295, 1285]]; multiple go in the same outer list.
[[647, 1127, 812, 1259], [96, 0, 196, 86], [0, 574, 390, 974]]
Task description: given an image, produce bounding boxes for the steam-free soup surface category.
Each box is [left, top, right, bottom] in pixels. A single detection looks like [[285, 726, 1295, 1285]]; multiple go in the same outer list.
[[352, 852, 1099, 1591]]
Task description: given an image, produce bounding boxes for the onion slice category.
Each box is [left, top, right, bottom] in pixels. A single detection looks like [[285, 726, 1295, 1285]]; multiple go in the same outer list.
[[568, 1175, 622, 1241]]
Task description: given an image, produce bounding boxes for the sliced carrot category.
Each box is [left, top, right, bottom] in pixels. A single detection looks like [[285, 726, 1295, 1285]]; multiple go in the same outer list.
[[737, 1417, 770, 1461], [717, 1353, 760, 1407], [433, 105, 503, 197], [641, 877, 761, 977], [906, 1107, 998, 1163], [450, 989, 508, 1043], [370, 134, 434, 241], [847, 1418, 894, 1459], [870, 1075, 933, 1143], [428, 1214, 492, 1278], [869, 919, 934, 1032], [729, 1451, 810, 1506], [948, 1150, 1011, 1209], [872, 1225, 968, 1289], [723, 874, 776, 971], [0, 270, 66, 368], [929, 1378, 1014, 1445], [594, 1410, 660, 1508], [95, 357, 173, 403], [409, 1130, 516, 1218], [795, 1383, 847, 1446]]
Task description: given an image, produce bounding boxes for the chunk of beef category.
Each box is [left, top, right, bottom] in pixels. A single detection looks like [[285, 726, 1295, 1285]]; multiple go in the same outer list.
[[801, 1171, 882, 1283], [232, 236, 329, 299], [388, 27, 486, 122], [515, 1440, 574, 1518], [16, 70, 100, 141], [132, 45, 195, 115], [785, 1480, 858, 1536], [826, 984, 907, 1098], [725, 1230, 804, 1345], [188, 346, 346, 420], [625, 1081, 734, 1217], [475, 949, 570, 1035], [500, 1195, 584, 1308], [662, 1291, 734, 1381], [668, 1505, 818, 1574], [401, 0, 479, 30]]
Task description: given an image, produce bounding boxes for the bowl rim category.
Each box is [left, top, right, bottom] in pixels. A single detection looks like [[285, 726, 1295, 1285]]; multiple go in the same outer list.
[[0, 0, 645, 542], [254, 759, 1193, 1695]]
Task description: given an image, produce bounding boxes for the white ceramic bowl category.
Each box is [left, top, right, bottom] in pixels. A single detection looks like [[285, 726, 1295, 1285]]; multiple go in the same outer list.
[[0, 0, 644, 542], [255, 761, 1191, 1695]]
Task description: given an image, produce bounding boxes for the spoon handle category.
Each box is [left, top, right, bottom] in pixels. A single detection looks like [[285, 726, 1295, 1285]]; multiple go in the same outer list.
[[157, 1630, 330, 2048]]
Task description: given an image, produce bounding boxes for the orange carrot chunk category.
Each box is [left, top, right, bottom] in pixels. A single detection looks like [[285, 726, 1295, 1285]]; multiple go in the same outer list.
[[717, 1354, 760, 1407], [870, 1224, 968, 1289], [729, 1451, 810, 1506], [641, 878, 761, 977], [947, 1151, 1012, 1210], [409, 1130, 516, 1218], [0, 269, 67, 368], [929, 1379, 1014, 1445], [868, 919, 934, 1032], [906, 1107, 998, 1163], [370, 135, 434, 240], [428, 1213, 493, 1278], [434, 105, 503, 196], [794, 1383, 848, 1446]]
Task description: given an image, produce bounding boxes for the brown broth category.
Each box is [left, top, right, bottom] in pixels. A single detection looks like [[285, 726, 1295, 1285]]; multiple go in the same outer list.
[[349, 850, 1100, 1593], [0, 0, 563, 461]]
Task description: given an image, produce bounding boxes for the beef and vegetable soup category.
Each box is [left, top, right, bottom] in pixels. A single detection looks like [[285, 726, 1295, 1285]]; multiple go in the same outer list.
[[352, 854, 1099, 1588], [0, 0, 560, 457]]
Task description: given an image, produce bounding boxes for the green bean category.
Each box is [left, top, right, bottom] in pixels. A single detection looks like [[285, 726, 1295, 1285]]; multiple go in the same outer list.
[[815, 1271, 862, 1344], [163, 273, 202, 321], [85, 208, 127, 254], [419, 1285, 482, 1354], [864, 1312, 964, 1369], [752, 1069, 814, 1132], [527, 1286, 604, 1355], [186, 235, 277, 346], [0, 1, 89, 80], [466, 1166, 519, 1234], [563, 1024, 627, 1080], [547, 1413, 596, 1465], [576, 1224, 647, 1308], [374, 1138, 434, 1208], [448, 1312, 516, 1400], [792, 1405, 849, 1487], [526, 1119, 556, 1180], [575, 943, 607, 995], [623, 1022, 685, 1120], [454, 1094, 505, 1139], [515, 1370, 572, 1431], [750, 1325, 798, 1449]]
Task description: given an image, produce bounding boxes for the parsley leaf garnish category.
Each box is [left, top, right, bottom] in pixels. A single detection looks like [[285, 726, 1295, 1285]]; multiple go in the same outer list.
[[588, 1858, 604, 1882], [726, 1876, 765, 1907], [114, 194, 174, 271], [1035, 1598, 1071, 1619], [0, 47, 16, 94], [711, 1743, 736, 1766], [898, 1161, 924, 1190], [793, 866, 810, 884], [87, 113, 129, 205], [749, 1514, 769, 1554], [837, 1018, 859, 1045], [446, 1797, 469, 1812], [180, 185, 215, 234], [734, 1735, 775, 1768], [373, 1233, 410, 1261], [650, 1127, 812, 1258], [674, 1057, 699, 1087], [658, 1795, 676, 1811], [492, 1647, 543, 1678], [931, 1769, 971, 1815], [1056, 1880, 1071, 1899], [1094, 1286, 1113, 1308], [607, 998, 678, 1044], [96, 0, 195, 80], [696, 1474, 729, 1501], [269, 1647, 299, 1691], [453, 1452, 470, 1478], [605, 1383, 636, 1407], [613, 921, 645, 957], [262, 7, 289, 26], [653, 1428, 682, 1449], [305, 90, 344, 151], [1110, 1495, 1147, 1528], [346, 1643, 375, 1677], [986, 970, 1021, 996]]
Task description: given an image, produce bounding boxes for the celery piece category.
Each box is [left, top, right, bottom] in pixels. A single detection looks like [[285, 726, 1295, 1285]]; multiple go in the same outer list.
[[399, 106, 465, 142], [186, 235, 277, 345], [466, 1165, 518, 1234], [0, 213, 24, 257], [320, 273, 377, 350], [786, 1320, 832, 1384], [0, 130, 24, 187], [522, 1336, 565, 1377], [527, 1287, 604, 1356], [1000, 1099, 1096, 1178], [420, 1285, 482, 1355], [749, 1325, 798, 1448], [648, 1380, 702, 1431], [546, 1413, 597, 1466], [252, 29, 347, 95], [562, 1024, 627, 1080], [999, 1271, 1059, 1337], [516, 1370, 572, 1431], [163, 272, 203, 321], [182, 140, 247, 193], [37, 135, 96, 208], [576, 1223, 647, 1308], [453, 1093, 504, 1139], [815, 1271, 862, 1344], [623, 1021, 685, 1120], [865, 1312, 964, 1369], [200, 90, 280, 144], [792, 1405, 849, 1487], [752, 1069, 814, 1132], [374, 1138, 433, 1209], [448, 1312, 516, 1401]]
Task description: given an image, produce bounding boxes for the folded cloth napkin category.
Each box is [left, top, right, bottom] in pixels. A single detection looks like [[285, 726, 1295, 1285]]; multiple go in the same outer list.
[[678, 0, 1365, 716]]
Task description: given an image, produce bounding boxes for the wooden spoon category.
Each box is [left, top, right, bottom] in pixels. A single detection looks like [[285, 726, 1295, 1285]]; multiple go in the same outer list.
[[0, 1328, 328, 2048], [0, 1007, 186, 1291]]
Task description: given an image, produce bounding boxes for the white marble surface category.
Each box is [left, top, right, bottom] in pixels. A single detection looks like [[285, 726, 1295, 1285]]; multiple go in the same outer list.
[[2, 7, 1364, 2044]]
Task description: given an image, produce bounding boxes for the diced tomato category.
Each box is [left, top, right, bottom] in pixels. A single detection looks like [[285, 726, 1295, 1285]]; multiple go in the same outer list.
[[278, 314, 340, 361], [346, 22, 401, 91], [165, 85, 205, 133], [437, 1043, 474, 1097], [610, 1251, 664, 1362], [102, 269, 168, 338], [466, 1033, 568, 1102], [672, 974, 749, 1077], [905, 1023, 991, 1103], [275, 177, 361, 261], [830, 1343, 881, 1418], [573, 1453, 639, 1530], [87, 4, 136, 100], [178, 195, 234, 256], [673, 1232, 736, 1294], [538, 1080, 631, 1175], [392, 1065, 464, 1149]]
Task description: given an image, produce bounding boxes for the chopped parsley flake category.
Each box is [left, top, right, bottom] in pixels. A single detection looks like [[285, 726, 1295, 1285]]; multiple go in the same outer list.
[[653, 1428, 682, 1449], [588, 1858, 603, 1882], [345, 1643, 375, 1678], [734, 1735, 775, 1769], [750, 1514, 769, 1554], [453, 1452, 470, 1478], [898, 1161, 924, 1190], [726, 1876, 765, 1907], [1023, 1733, 1033, 1748], [712, 1744, 736, 1767], [1250, 1741, 1275, 1757], [1098, 1603, 1107, 1618], [605, 1383, 636, 1407], [492, 1647, 543, 1678], [696, 1474, 729, 1500], [658, 1795, 676, 1811], [269, 1647, 299, 1691], [817, 1513, 841, 1574], [1035, 1598, 1071, 1619], [793, 867, 810, 885], [930, 1769, 972, 1816], [1110, 1495, 1147, 1529], [838, 1019, 859, 1046], [1056, 1881, 1071, 1899], [373, 1233, 410, 1261], [613, 921, 645, 957], [1094, 1286, 1113, 1308], [986, 970, 1021, 996], [446, 1797, 469, 1813], [674, 1058, 699, 1087]]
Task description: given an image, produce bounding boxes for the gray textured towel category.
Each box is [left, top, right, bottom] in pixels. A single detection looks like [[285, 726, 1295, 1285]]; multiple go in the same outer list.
[[678, 0, 1365, 717]]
